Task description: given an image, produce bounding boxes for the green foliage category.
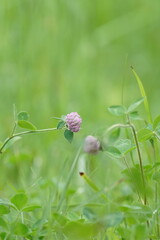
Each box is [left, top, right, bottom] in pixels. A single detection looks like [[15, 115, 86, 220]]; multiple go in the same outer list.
[[153, 115, 160, 130], [18, 120, 37, 130], [17, 111, 29, 121], [108, 105, 126, 116], [129, 111, 143, 120], [131, 67, 152, 123], [14, 222, 29, 236], [3, 136, 21, 151], [63, 221, 99, 240], [127, 97, 144, 113], [57, 120, 65, 129], [22, 205, 41, 212], [1, 70, 159, 240], [64, 129, 74, 143], [116, 139, 132, 154], [137, 128, 153, 142], [17, 111, 37, 130], [104, 212, 124, 227], [0, 0, 159, 239], [108, 128, 121, 143], [11, 193, 28, 210], [105, 146, 122, 158], [0, 205, 10, 215], [152, 171, 160, 182]]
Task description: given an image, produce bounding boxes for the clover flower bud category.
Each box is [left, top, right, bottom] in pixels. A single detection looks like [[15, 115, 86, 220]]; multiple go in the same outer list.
[[65, 112, 82, 132], [84, 135, 101, 154]]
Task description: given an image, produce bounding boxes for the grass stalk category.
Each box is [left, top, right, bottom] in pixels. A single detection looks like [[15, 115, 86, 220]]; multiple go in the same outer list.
[[129, 123, 147, 205]]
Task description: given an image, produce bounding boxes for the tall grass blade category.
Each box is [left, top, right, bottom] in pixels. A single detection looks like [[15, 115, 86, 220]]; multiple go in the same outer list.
[[57, 147, 81, 212], [131, 66, 152, 123]]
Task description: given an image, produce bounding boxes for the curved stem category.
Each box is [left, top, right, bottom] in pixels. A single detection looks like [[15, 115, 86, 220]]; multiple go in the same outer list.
[[0, 127, 57, 154], [104, 123, 130, 135]]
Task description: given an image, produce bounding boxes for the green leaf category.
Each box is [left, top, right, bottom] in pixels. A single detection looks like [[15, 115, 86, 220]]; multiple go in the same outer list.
[[0, 217, 8, 230], [11, 193, 28, 210], [152, 172, 160, 182], [108, 105, 126, 116], [104, 212, 124, 227], [106, 228, 119, 240], [105, 146, 122, 158], [57, 120, 65, 129], [131, 67, 152, 123], [122, 166, 147, 198], [83, 207, 96, 221], [17, 111, 29, 121], [3, 136, 21, 151], [63, 221, 99, 240], [0, 205, 10, 215], [119, 204, 142, 211], [119, 204, 152, 218], [137, 128, 153, 142], [22, 205, 41, 212], [108, 128, 120, 143], [132, 224, 147, 240], [129, 111, 143, 120], [127, 97, 144, 113], [153, 115, 160, 130], [0, 232, 7, 240], [18, 120, 37, 130], [64, 129, 74, 143], [53, 213, 68, 225], [14, 222, 29, 236], [116, 139, 132, 154]]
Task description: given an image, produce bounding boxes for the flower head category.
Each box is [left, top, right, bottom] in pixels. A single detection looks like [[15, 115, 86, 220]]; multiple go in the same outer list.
[[84, 135, 101, 154], [65, 112, 82, 132]]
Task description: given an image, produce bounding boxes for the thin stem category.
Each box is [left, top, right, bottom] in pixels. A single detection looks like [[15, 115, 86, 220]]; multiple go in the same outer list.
[[0, 127, 57, 154], [105, 123, 130, 135], [125, 115, 135, 166], [129, 123, 147, 205], [10, 122, 17, 137], [106, 123, 147, 205], [152, 138, 160, 237]]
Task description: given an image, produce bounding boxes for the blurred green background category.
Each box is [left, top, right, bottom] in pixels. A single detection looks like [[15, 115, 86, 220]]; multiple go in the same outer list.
[[0, 0, 160, 195]]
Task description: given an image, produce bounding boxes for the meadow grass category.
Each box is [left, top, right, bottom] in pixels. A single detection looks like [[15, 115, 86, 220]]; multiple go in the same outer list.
[[0, 0, 160, 239]]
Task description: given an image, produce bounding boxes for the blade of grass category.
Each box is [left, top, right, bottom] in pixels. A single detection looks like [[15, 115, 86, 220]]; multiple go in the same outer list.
[[57, 147, 82, 212], [131, 66, 152, 123]]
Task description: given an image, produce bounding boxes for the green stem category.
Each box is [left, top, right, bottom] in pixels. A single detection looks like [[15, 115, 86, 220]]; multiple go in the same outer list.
[[128, 123, 147, 205], [10, 122, 17, 137], [0, 127, 57, 154], [126, 115, 135, 166], [152, 138, 160, 237], [106, 123, 147, 205]]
